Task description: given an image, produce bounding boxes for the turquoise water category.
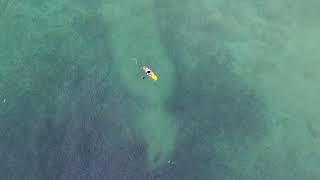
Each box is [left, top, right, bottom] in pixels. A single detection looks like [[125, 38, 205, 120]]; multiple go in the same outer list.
[[1, 0, 319, 179]]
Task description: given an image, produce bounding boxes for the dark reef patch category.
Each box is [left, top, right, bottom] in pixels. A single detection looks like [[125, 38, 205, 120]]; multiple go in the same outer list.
[[0, 13, 152, 179], [152, 0, 270, 179]]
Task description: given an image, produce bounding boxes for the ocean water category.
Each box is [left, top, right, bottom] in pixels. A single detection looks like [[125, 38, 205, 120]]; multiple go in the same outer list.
[[1, 0, 319, 179]]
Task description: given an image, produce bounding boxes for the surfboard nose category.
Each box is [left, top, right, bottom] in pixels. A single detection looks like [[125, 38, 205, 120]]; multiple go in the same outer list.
[[151, 74, 158, 81]]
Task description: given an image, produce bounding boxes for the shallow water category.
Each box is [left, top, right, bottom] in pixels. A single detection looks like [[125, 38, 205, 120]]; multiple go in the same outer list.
[[1, 0, 319, 179]]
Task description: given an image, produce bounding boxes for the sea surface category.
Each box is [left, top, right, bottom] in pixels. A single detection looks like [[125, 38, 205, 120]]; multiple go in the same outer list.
[[1, 0, 319, 179]]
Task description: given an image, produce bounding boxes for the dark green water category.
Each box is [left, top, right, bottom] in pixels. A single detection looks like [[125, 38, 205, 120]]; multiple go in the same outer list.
[[1, 0, 319, 179]]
